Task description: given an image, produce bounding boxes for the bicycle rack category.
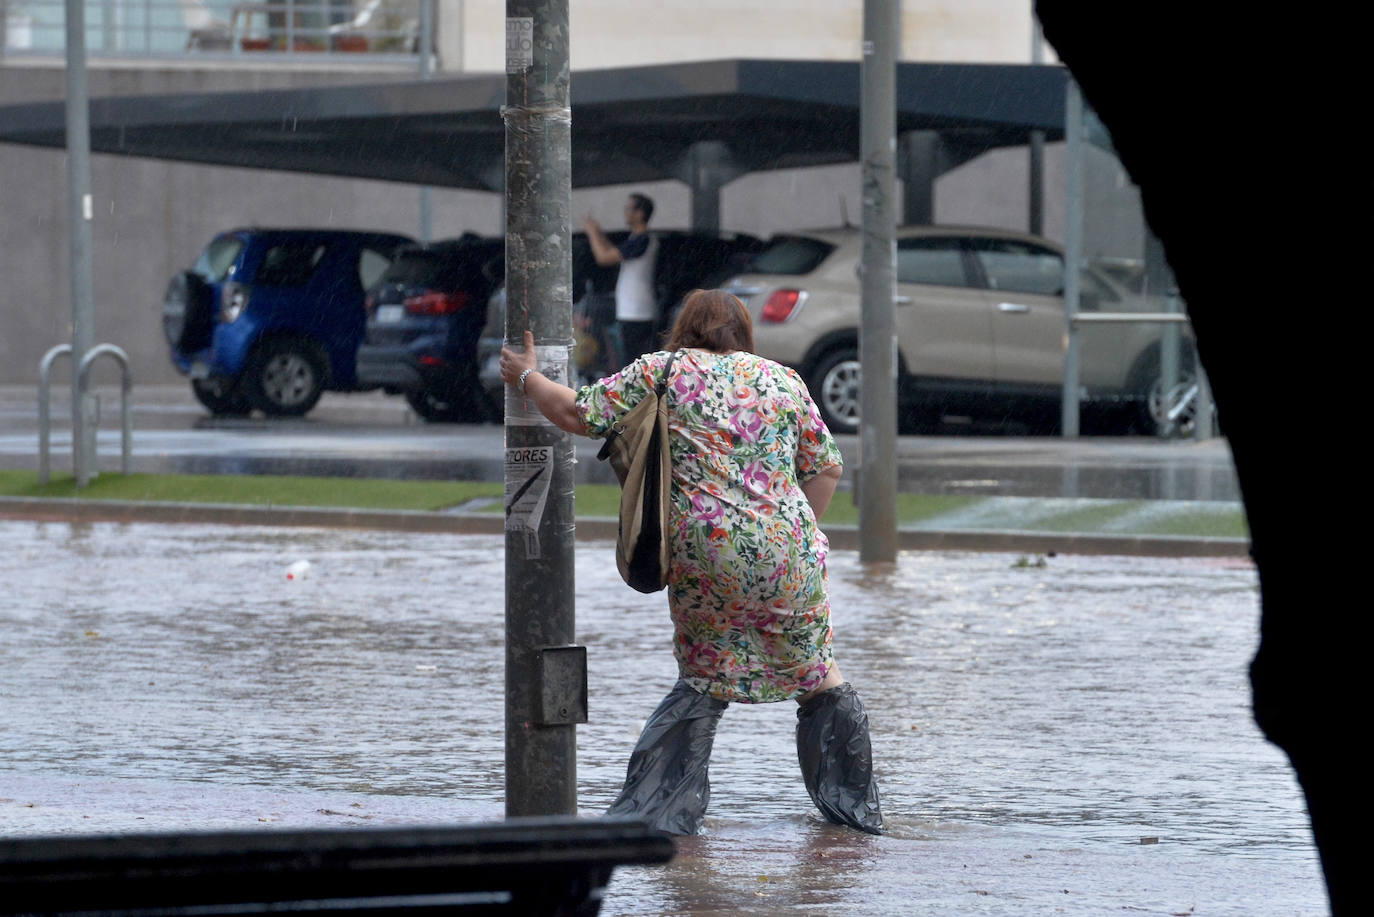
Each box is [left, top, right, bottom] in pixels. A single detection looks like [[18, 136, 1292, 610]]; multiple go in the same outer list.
[[38, 343, 133, 487]]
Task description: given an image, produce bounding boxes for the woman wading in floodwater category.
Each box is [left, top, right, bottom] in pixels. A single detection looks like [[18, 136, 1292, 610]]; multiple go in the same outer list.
[[500, 289, 883, 835]]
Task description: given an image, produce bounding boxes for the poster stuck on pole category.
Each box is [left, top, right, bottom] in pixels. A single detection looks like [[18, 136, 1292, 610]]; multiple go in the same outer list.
[[505, 444, 554, 557]]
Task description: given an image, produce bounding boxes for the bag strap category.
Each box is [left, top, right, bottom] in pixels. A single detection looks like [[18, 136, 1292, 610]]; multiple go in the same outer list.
[[596, 350, 682, 463], [655, 350, 680, 401]]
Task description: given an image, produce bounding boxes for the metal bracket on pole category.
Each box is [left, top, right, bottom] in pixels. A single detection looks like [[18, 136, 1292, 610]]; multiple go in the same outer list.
[[535, 645, 588, 726], [37, 345, 73, 486]]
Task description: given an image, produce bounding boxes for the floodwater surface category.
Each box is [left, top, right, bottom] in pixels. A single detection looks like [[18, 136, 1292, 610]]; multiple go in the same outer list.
[[0, 521, 1324, 915]]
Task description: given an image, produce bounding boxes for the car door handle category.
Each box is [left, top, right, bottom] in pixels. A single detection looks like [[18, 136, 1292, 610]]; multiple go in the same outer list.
[[997, 302, 1029, 313]]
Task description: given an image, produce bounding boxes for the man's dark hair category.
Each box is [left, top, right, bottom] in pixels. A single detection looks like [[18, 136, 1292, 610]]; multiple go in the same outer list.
[[629, 193, 655, 223]]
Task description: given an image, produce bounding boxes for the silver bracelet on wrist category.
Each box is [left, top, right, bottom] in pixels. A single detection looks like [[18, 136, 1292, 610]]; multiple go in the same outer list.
[[517, 367, 535, 394]]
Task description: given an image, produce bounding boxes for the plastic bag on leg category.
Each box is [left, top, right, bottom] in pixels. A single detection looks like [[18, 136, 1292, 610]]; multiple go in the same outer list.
[[795, 683, 884, 834], [607, 680, 728, 835]]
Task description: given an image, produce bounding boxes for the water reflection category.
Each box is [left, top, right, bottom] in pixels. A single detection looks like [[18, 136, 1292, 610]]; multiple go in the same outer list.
[[0, 522, 1320, 915]]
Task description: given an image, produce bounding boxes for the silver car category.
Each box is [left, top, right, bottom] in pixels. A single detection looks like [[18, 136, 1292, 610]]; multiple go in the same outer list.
[[726, 225, 1195, 436]]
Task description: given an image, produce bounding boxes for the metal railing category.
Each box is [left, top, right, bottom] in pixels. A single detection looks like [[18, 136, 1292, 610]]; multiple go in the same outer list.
[[39, 342, 133, 487], [3, 0, 427, 62]]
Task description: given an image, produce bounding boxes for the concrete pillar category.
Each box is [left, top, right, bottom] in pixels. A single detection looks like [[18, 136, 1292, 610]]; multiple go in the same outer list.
[[898, 130, 948, 226], [679, 141, 742, 232]]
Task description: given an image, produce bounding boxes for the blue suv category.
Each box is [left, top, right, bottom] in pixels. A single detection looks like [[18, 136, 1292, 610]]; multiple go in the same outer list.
[[162, 228, 414, 416]]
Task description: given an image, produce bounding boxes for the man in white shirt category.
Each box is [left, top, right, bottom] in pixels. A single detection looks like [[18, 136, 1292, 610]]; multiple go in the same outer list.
[[584, 193, 659, 367]]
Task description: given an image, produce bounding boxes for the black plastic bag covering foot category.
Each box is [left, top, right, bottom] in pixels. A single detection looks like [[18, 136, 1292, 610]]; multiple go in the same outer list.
[[607, 680, 728, 836], [795, 683, 885, 834]]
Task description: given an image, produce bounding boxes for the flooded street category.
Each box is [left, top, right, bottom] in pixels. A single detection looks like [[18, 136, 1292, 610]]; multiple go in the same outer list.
[[0, 520, 1325, 915]]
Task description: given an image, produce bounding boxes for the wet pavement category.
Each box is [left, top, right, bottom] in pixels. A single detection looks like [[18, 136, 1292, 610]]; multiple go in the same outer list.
[[4, 384, 1241, 502], [0, 520, 1323, 915]]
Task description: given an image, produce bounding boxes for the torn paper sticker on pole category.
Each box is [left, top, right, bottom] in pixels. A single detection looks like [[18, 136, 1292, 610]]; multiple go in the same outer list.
[[505, 345, 572, 426], [505, 445, 554, 558], [506, 17, 533, 74]]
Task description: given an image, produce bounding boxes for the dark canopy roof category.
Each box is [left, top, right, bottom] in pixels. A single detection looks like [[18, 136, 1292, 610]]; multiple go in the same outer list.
[[0, 58, 1066, 189]]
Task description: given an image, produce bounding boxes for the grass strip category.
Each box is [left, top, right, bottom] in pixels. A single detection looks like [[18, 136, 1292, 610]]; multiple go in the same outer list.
[[1136, 508, 1249, 539], [0, 470, 502, 512], [1, 470, 1247, 538], [1028, 500, 1150, 534]]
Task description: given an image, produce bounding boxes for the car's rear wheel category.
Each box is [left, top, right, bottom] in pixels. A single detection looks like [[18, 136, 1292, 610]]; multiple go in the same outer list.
[[1142, 372, 1199, 438], [1130, 350, 1201, 438], [190, 378, 251, 417], [405, 381, 488, 423], [809, 347, 862, 435], [244, 339, 326, 417]]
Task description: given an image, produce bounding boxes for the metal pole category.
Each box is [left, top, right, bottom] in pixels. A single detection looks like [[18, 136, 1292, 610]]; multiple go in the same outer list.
[[858, 0, 898, 563], [502, 0, 579, 817], [1061, 80, 1083, 438], [418, 0, 434, 242], [1193, 354, 1215, 441], [1028, 7, 1045, 235], [65, 0, 98, 487]]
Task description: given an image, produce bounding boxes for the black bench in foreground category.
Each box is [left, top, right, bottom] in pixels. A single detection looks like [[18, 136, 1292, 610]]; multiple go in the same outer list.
[[0, 817, 673, 916]]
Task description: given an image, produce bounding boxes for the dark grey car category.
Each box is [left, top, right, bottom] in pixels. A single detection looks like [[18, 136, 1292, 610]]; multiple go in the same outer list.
[[356, 235, 504, 422]]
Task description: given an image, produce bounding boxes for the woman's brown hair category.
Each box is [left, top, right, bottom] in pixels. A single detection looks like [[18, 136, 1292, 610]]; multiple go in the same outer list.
[[664, 289, 755, 354]]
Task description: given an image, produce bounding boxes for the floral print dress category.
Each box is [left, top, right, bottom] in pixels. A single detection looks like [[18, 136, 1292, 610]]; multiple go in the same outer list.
[[575, 348, 844, 703]]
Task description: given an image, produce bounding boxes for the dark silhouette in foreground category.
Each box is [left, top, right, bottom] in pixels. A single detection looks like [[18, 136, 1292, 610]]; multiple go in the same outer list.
[[1036, 4, 1359, 912]]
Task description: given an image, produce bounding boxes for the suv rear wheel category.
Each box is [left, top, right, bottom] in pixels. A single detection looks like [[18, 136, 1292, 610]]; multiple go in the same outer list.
[[809, 346, 862, 435], [1142, 371, 1200, 438], [1129, 348, 1201, 438], [191, 378, 251, 416], [405, 381, 489, 423], [244, 338, 326, 417]]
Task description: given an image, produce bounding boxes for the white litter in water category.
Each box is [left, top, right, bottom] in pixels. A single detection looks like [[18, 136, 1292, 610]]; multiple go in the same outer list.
[[285, 560, 312, 581]]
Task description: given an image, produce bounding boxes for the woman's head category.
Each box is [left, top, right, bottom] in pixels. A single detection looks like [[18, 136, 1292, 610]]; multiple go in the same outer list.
[[665, 289, 755, 354]]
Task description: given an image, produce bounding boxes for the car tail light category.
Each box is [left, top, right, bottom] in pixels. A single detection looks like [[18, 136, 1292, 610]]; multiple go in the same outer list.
[[363, 293, 376, 316], [761, 289, 805, 323], [221, 282, 248, 323], [404, 290, 470, 316]]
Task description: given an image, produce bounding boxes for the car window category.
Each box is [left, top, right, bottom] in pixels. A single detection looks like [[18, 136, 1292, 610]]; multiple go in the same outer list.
[[896, 237, 972, 287], [968, 239, 1063, 295], [359, 247, 395, 290], [253, 242, 326, 288], [192, 236, 245, 282], [382, 251, 472, 290], [748, 236, 835, 275]]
